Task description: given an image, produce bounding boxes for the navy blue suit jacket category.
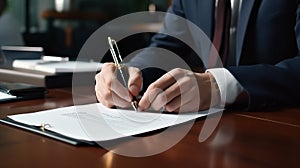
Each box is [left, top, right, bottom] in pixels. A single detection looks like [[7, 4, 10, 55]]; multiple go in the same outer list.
[[140, 0, 300, 110]]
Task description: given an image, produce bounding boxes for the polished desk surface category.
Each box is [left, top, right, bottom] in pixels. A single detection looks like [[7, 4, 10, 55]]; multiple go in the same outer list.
[[0, 87, 299, 168]]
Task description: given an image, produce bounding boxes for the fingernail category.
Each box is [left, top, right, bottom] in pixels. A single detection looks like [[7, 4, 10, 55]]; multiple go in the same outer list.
[[137, 105, 144, 111], [137, 102, 144, 111]]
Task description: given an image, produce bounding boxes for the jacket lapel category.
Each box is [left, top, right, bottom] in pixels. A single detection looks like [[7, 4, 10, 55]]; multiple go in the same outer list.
[[236, 0, 256, 65]]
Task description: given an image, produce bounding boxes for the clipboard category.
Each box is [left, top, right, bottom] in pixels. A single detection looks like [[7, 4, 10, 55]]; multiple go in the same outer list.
[[0, 117, 97, 146], [0, 103, 221, 147]]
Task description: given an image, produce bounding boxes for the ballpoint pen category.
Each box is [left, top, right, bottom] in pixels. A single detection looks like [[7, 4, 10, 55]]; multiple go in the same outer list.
[[108, 37, 138, 111]]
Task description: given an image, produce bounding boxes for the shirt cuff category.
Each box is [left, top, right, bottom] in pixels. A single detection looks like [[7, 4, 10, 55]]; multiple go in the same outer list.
[[206, 68, 244, 105]]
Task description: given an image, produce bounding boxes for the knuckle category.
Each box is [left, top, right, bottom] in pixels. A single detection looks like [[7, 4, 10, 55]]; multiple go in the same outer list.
[[102, 62, 114, 68], [106, 79, 113, 88], [183, 76, 195, 87], [95, 73, 100, 80], [94, 84, 99, 93], [95, 72, 105, 82], [173, 68, 182, 73], [167, 86, 177, 94], [102, 90, 112, 100], [148, 83, 158, 90], [172, 68, 184, 75], [156, 94, 166, 103]]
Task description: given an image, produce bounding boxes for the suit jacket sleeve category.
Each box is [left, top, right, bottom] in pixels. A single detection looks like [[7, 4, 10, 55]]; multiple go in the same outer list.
[[228, 57, 300, 110], [227, 3, 300, 110], [128, 0, 201, 93], [129, 0, 195, 69]]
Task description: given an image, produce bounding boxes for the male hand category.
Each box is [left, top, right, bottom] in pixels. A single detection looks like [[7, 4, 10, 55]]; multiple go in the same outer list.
[[138, 68, 220, 113], [95, 63, 142, 108]]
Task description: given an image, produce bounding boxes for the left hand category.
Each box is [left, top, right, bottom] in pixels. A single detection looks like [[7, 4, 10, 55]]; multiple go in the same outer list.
[[138, 68, 220, 113]]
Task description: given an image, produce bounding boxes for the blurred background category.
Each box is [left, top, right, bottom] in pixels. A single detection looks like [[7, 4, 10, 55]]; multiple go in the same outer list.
[[1, 0, 171, 60]]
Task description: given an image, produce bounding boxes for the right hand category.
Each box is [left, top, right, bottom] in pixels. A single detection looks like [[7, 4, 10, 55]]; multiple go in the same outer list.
[[95, 63, 142, 108]]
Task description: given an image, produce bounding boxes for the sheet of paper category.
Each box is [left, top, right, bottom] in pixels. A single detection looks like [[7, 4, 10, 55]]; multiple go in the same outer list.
[[13, 60, 102, 73], [0, 92, 16, 101], [8, 103, 221, 142]]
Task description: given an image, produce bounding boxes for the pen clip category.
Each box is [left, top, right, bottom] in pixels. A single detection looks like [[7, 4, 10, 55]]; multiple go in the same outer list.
[[108, 37, 123, 67], [108, 37, 128, 87]]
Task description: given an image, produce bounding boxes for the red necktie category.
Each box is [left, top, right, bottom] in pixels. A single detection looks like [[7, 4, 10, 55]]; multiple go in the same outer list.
[[209, 0, 231, 67]]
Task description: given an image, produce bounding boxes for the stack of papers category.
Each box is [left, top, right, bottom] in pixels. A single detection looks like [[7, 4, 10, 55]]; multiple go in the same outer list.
[[13, 60, 102, 73]]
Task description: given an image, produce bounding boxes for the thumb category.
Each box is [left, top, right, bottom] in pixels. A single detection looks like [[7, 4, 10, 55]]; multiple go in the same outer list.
[[128, 67, 142, 97]]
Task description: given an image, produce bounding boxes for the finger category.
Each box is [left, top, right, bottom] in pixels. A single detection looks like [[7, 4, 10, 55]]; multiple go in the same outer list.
[[138, 70, 179, 111], [146, 74, 196, 111], [95, 73, 102, 102], [149, 82, 181, 111], [95, 73, 114, 107], [97, 79, 132, 108], [151, 69, 179, 90], [149, 88, 168, 111], [95, 72, 112, 104], [165, 95, 189, 113], [165, 87, 199, 113], [100, 93, 132, 108], [110, 91, 132, 108], [139, 87, 164, 111], [172, 102, 197, 113], [110, 76, 132, 102], [95, 77, 114, 107], [100, 62, 116, 76], [128, 67, 142, 97], [101, 63, 132, 102], [163, 75, 195, 104], [95, 63, 132, 106]]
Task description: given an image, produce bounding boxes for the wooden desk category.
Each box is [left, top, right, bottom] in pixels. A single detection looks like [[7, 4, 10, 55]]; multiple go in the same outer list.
[[0, 87, 299, 168]]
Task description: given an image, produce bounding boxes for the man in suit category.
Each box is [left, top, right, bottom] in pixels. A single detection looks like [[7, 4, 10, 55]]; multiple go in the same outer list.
[[95, 0, 300, 112]]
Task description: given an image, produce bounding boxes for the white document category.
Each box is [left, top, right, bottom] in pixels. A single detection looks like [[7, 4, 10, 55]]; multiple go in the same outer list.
[[0, 92, 16, 101], [13, 60, 102, 73], [8, 103, 221, 142]]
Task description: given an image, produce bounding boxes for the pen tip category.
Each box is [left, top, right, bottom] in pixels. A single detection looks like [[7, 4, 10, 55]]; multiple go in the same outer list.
[[131, 101, 138, 112]]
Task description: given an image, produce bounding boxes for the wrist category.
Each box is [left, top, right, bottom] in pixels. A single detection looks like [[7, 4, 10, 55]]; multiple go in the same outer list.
[[207, 72, 222, 108]]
